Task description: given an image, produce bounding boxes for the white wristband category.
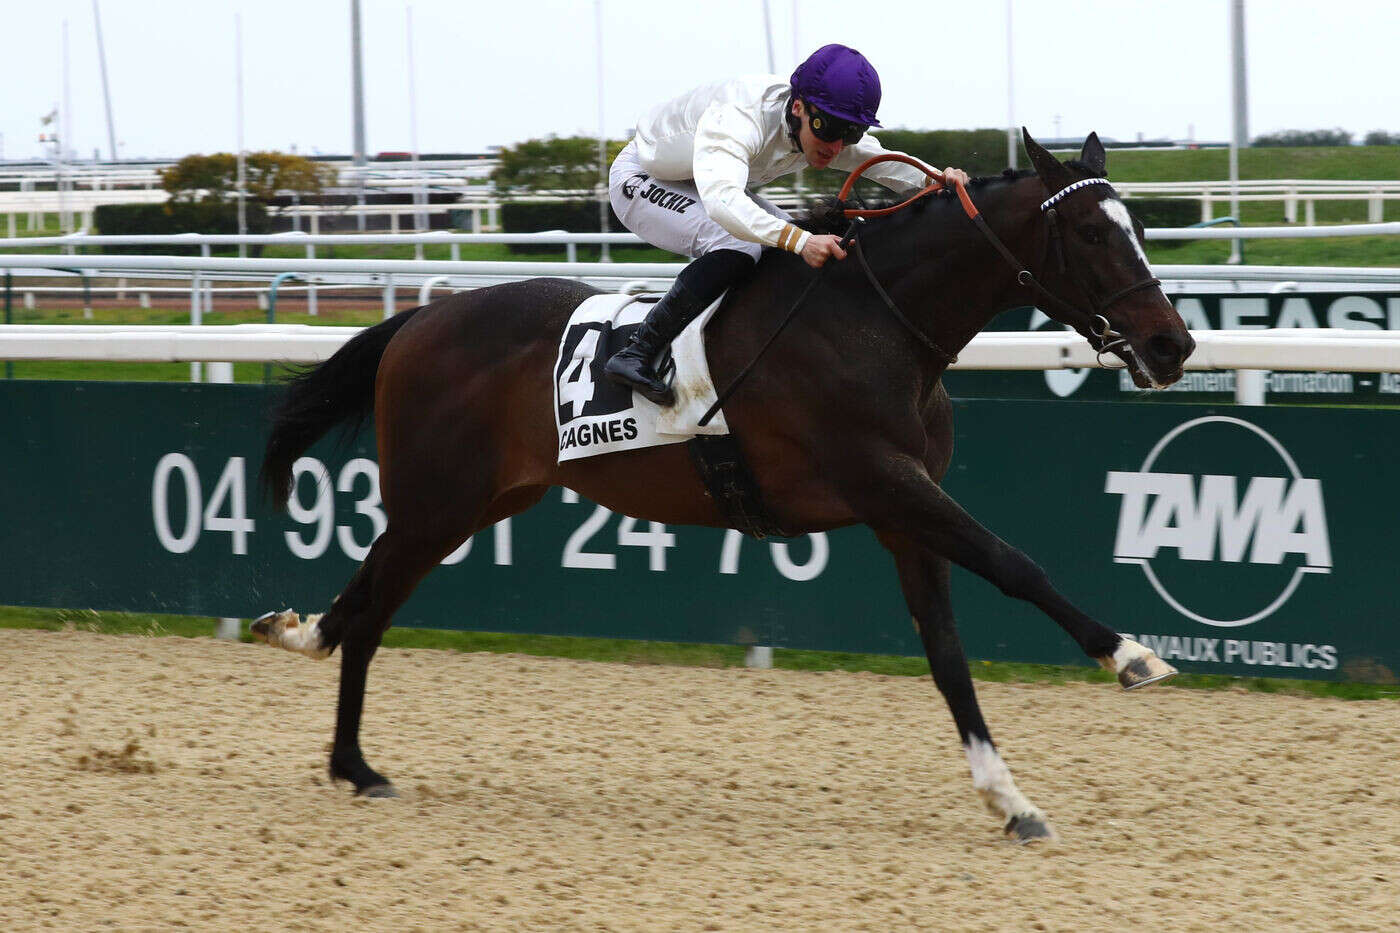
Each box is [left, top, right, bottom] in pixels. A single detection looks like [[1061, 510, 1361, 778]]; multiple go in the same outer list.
[[777, 223, 810, 254]]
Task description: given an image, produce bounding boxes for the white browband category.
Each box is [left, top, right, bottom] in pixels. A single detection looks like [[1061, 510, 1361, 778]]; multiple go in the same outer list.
[[1040, 177, 1113, 211]]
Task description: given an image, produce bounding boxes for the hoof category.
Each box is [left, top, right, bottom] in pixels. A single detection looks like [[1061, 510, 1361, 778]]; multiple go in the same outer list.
[[249, 609, 294, 644], [249, 610, 330, 660], [1119, 654, 1178, 691], [1004, 813, 1056, 844], [1099, 638, 1178, 690], [358, 783, 399, 799]]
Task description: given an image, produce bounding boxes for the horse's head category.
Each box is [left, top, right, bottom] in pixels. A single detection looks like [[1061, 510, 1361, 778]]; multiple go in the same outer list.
[[1021, 128, 1194, 388]]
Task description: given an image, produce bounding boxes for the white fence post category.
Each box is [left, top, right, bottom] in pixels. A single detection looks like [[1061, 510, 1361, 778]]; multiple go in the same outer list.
[[305, 245, 317, 316], [745, 646, 774, 669], [189, 271, 202, 383], [1235, 370, 1267, 406]]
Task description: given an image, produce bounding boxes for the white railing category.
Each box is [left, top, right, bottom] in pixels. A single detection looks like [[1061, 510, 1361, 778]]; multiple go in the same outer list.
[[453, 181, 1400, 226], [0, 231, 640, 248], [3, 325, 1396, 382], [4, 220, 1397, 256], [6, 251, 1400, 287], [0, 157, 497, 190], [0, 252, 687, 279], [6, 168, 1395, 236]]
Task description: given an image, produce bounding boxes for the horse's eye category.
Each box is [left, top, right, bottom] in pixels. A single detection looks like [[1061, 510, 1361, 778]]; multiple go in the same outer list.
[[1078, 225, 1104, 245]]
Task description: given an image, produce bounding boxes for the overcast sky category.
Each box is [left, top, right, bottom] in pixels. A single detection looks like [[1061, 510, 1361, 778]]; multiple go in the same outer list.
[[2, 0, 1396, 162]]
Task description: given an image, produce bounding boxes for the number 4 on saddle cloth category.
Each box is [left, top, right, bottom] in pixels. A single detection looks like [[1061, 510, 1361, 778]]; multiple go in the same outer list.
[[553, 292, 731, 463], [553, 292, 790, 539]]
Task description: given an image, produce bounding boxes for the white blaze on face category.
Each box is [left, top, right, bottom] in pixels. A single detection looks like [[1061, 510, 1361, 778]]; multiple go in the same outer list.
[[1100, 198, 1150, 268]]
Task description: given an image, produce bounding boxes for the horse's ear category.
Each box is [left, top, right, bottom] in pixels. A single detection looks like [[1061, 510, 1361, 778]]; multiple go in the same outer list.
[[1022, 127, 1072, 193], [1080, 132, 1107, 176]]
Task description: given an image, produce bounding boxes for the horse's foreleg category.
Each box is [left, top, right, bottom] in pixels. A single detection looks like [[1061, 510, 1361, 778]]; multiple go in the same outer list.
[[880, 532, 1054, 843], [863, 458, 1175, 690]]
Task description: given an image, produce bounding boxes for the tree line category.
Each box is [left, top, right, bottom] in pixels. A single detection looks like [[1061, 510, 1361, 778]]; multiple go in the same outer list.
[[491, 127, 1398, 194]]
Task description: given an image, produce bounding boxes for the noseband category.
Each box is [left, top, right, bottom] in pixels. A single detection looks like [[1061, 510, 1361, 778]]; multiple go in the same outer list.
[[838, 155, 1161, 369]]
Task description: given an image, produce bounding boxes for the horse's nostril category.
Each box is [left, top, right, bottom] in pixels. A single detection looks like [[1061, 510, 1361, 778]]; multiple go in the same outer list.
[[1147, 332, 1188, 364]]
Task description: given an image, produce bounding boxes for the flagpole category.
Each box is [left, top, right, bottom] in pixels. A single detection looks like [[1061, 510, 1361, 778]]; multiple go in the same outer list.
[[236, 13, 247, 255], [407, 6, 424, 232], [1005, 0, 1017, 170], [595, 0, 610, 261], [60, 20, 72, 233], [92, 0, 118, 161]]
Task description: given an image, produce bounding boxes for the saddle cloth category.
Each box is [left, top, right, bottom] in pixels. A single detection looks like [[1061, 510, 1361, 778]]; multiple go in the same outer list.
[[553, 293, 730, 464]]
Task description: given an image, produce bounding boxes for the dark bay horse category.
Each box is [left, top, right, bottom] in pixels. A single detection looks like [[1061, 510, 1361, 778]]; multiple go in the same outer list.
[[252, 130, 1194, 842]]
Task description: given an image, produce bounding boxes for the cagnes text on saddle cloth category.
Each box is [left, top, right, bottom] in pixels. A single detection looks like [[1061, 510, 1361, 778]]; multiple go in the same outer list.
[[552, 293, 730, 463]]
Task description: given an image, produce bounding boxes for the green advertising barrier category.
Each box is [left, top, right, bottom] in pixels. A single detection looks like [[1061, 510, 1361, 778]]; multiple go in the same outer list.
[[1, 381, 1395, 682], [945, 291, 1400, 403]]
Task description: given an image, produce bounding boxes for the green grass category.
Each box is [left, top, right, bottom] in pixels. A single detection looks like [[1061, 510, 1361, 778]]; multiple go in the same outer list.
[[1145, 233, 1400, 267], [0, 213, 67, 238], [2, 604, 1394, 701], [1102, 145, 1400, 183]]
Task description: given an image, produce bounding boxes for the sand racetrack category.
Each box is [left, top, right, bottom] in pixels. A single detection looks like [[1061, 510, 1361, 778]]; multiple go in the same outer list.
[[1, 628, 1396, 931]]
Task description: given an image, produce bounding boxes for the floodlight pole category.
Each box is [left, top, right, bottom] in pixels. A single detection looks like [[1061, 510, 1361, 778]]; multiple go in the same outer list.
[[351, 0, 368, 231], [1005, 0, 1017, 169], [407, 6, 424, 233], [1228, 0, 1248, 264], [595, 0, 610, 261], [92, 0, 118, 161], [236, 14, 247, 255], [60, 20, 72, 234], [761, 0, 775, 73], [791, 0, 803, 194]]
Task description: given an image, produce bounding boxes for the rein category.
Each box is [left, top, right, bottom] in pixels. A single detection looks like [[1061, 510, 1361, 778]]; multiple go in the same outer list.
[[697, 153, 1158, 427], [839, 154, 1158, 367]]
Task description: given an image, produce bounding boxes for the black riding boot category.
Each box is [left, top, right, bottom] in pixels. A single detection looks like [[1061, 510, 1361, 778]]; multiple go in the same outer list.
[[604, 282, 707, 406], [604, 248, 755, 406]]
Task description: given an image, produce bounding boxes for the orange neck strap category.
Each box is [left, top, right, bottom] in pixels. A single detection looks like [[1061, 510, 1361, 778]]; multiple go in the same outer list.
[[836, 153, 980, 220]]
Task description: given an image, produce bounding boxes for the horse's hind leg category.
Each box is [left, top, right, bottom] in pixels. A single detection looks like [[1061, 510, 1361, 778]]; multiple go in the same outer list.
[[254, 480, 548, 796], [320, 526, 448, 795], [880, 532, 1054, 843], [319, 485, 548, 796]]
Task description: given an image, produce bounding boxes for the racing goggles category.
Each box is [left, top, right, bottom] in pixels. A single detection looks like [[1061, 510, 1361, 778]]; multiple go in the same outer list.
[[805, 103, 867, 146]]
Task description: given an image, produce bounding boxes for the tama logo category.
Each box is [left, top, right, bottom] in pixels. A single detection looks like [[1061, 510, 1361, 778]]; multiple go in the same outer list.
[[1105, 416, 1331, 628]]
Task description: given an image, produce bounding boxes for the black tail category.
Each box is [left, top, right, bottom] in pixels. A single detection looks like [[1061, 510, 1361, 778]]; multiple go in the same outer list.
[[260, 307, 423, 509]]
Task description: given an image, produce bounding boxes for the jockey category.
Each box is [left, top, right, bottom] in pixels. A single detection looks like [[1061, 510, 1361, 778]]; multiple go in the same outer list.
[[605, 43, 972, 406]]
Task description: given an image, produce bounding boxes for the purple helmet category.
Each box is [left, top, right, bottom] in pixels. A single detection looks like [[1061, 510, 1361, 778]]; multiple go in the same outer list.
[[789, 44, 882, 127]]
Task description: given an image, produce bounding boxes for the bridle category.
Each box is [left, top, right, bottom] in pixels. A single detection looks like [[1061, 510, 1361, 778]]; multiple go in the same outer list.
[[837, 154, 1161, 370], [697, 153, 1161, 427]]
